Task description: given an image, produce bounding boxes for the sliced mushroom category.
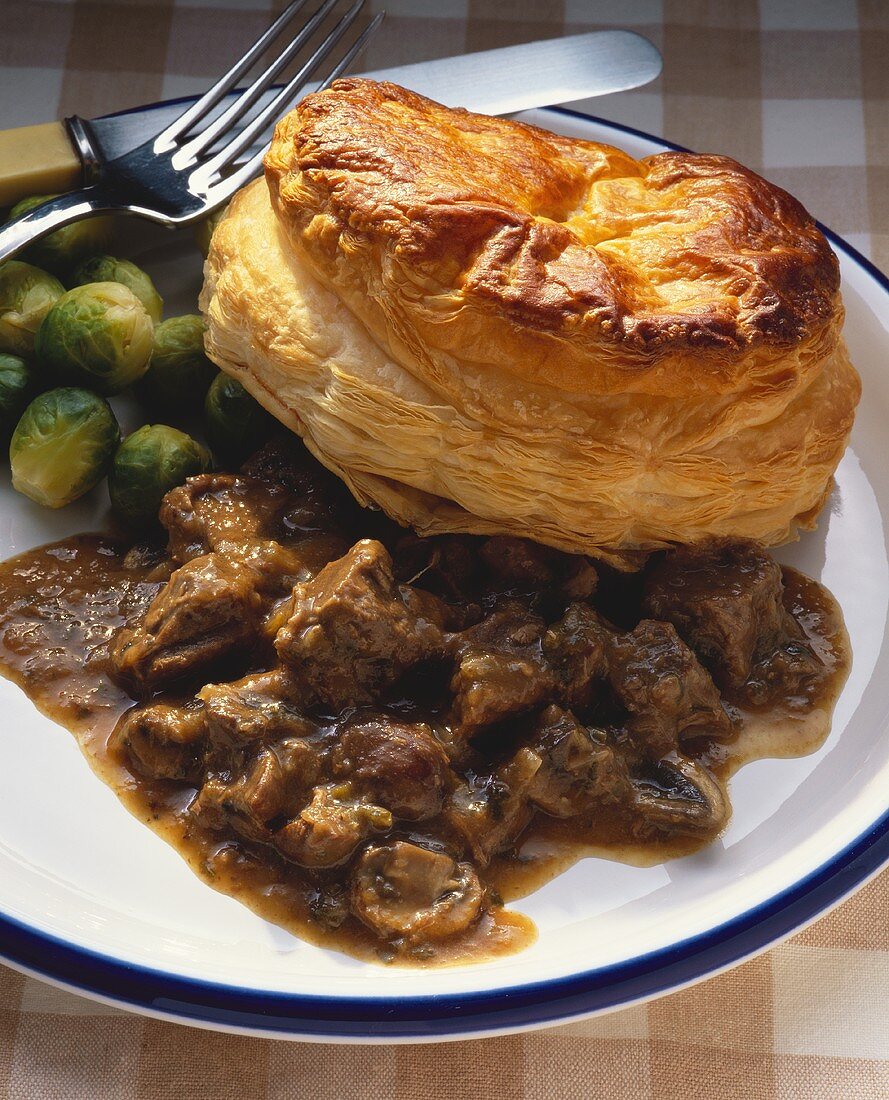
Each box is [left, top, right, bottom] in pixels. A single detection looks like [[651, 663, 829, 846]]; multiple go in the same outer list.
[[350, 841, 483, 941], [274, 783, 392, 868], [631, 755, 728, 836]]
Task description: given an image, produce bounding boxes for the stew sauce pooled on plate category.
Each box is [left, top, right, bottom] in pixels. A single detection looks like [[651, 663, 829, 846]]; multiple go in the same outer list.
[[0, 437, 849, 965]]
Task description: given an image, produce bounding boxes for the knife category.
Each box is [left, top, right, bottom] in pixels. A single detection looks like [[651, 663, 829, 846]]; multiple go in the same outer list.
[[0, 31, 661, 207]]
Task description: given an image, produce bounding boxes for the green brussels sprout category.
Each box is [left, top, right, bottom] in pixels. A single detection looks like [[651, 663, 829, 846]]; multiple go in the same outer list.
[[35, 282, 154, 394], [0, 353, 35, 437], [109, 424, 211, 530], [8, 195, 113, 276], [10, 387, 120, 508], [141, 314, 217, 409], [193, 205, 227, 258], [204, 371, 275, 461], [70, 255, 163, 324], [0, 260, 65, 356]]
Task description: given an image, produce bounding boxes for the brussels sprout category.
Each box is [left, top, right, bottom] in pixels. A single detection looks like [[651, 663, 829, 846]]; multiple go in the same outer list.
[[193, 205, 227, 258], [8, 195, 113, 276], [10, 387, 120, 508], [0, 353, 35, 437], [35, 282, 154, 394], [0, 260, 65, 356], [204, 371, 274, 461], [109, 424, 211, 530], [70, 255, 163, 323], [141, 314, 216, 409]]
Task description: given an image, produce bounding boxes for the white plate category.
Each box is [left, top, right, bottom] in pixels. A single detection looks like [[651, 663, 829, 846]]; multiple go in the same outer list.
[[0, 107, 887, 1042]]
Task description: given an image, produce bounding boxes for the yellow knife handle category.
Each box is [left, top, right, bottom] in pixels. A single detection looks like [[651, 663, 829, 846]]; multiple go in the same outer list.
[[0, 122, 81, 208]]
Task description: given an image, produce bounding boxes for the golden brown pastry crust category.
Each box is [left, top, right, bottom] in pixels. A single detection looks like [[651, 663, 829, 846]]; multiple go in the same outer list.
[[200, 81, 860, 563], [265, 79, 842, 397]]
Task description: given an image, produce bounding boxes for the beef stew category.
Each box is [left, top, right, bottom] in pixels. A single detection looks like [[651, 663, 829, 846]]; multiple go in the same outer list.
[[0, 437, 849, 965]]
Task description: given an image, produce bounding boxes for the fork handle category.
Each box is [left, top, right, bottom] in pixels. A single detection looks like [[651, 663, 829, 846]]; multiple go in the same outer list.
[[0, 122, 82, 208], [0, 187, 116, 267]]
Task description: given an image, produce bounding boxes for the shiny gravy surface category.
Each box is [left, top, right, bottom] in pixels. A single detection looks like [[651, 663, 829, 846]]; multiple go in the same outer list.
[[0, 460, 850, 966]]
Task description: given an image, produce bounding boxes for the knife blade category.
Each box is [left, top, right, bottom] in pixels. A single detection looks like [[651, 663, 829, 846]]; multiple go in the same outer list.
[[0, 31, 661, 206]]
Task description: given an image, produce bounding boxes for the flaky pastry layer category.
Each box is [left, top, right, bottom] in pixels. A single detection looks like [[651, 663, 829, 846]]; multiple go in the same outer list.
[[201, 163, 859, 564]]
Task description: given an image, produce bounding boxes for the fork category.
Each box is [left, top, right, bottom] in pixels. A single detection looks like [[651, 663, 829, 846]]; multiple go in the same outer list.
[[0, 0, 383, 266]]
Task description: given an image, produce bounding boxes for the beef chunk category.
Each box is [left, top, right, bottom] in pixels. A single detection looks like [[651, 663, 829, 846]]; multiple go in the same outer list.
[[607, 620, 733, 757], [241, 436, 315, 486], [241, 436, 364, 535], [109, 554, 262, 693], [226, 537, 333, 597], [450, 601, 611, 733], [160, 473, 339, 595], [392, 534, 481, 605], [561, 557, 598, 600], [645, 541, 791, 689], [445, 748, 541, 865], [479, 536, 556, 590], [479, 537, 598, 601], [398, 585, 458, 633], [273, 540, 444, 708], [161, 474, 289, 563], [449, 603, 552, 733], [525, 706, 631, 818], [331, 716, 451, 820], [192, 738, 320, 840], [542, 603, 611, 711], [644, 541, 826, 704], [112, 702, 205, 782], [630, 755, 728, 837], [745, 639, 824, 708], [452, 600, 544, 651], [351, 841, 483, 942], [274, 783, 392, 868], [450, 650, 553, 734], [197, 670, 315, 752], [196, 672, 322, 799]]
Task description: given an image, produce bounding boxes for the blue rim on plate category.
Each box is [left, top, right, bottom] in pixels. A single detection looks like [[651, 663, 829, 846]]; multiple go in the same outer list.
[[1, 105, 887, 1041]]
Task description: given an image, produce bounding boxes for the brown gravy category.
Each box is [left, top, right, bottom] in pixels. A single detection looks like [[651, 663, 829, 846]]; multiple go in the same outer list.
[[0, 534, 849, 965]]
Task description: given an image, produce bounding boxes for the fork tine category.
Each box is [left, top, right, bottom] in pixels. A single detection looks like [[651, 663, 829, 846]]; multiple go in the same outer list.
[[155, 0, 311, 148], [312, 10, 384, 93], [202, 12, 384, 206], [195, 0, 368, 182], [175, 0, 342, 167]]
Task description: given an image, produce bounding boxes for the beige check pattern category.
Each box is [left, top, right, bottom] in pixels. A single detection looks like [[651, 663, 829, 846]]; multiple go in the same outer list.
[[0, 0, 887, 1095]]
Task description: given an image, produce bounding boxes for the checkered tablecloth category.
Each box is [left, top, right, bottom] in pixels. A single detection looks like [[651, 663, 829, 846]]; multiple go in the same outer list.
[[0, 1, 887, 1097]]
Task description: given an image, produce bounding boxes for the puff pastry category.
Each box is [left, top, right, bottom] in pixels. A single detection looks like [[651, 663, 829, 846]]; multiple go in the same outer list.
[[200, 79, 860, 564]]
